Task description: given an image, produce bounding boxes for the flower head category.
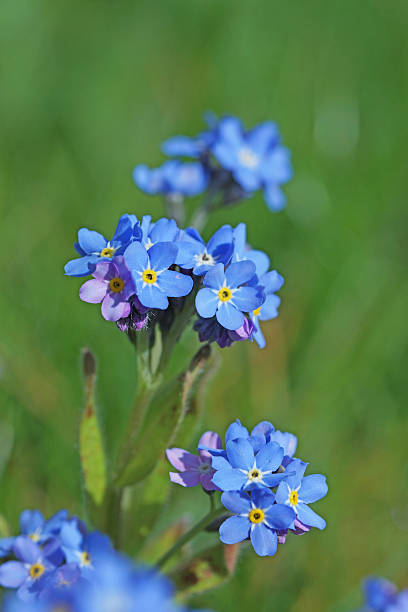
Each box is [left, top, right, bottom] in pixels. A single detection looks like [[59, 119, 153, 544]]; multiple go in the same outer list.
[[79, 257, 135, 322], [64, 214, 142, 277], [195, 261, 263, 331], [275, 458, 328, 530], [133, 160, 208, 198], [124, 241, 193, 310], [219, 490, 295, 557], [166, 432, 222, 491], [177, 226, 234, 276]]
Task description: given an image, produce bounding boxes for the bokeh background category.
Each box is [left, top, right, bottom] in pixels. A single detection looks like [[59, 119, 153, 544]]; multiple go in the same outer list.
[[1, 0, 407, 610]]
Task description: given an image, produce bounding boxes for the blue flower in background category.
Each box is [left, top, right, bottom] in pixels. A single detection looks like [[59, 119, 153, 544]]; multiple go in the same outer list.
[[124, 241, 193, 309], [133, 160, 208, 198], [59, 519, 114, 580], [219, 490, 295, 557], [0, 537, 56, 601], [211, 437, 289, 491], [211, 116, 292, 211], [64, 214, 142, 277], [177, 225, 234, 275], [361, 577, 408, 612], [275, 458, 328, 530], [161, 111, 218, 159], [195, 261, 263, 330]]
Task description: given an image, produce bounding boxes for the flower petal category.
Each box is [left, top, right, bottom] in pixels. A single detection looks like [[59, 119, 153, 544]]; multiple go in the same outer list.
[[296, 503, 326, 530], [225, 261, 256, 288], [226, 419, 249, 442], [298, 474, 328, 503], [148, 242, 178, 271], [0, 561, 28, 588], [200, 472, 219, 491], [211, 468, 246, 491], [19, 510, 44, 536], [195, 288, 218, 318], [169, 471, 201, 488], [101, 294, 130, 322], [79, 279, 107, 304], [203, 263, 226, 289], [64, 255, 99, 277], [216, 302, 244, 331], [265, 504, 296, 530], [219, 516, 249, 545], [157, 269, 193, 298], [226, 438, 254, 471], [250, 523, 277, 557], [13, 537, 41, 564], [255, 441, 284, 472], [77, 228, 107, 254], [263, 184, 286, 212], [137, 284, 169, 310], [221, 491, 251, 514], [124, 241, 148, 272], [165, 448, 200, 471], [232, 286, 263, 312]]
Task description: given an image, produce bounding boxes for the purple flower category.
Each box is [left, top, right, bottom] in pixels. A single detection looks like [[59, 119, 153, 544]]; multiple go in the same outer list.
[[166, 432, 222, 491], [194, 316, 254, 348], [79, 257, 135, 322]]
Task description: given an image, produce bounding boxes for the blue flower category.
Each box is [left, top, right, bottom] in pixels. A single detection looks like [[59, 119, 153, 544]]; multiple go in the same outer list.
[[275, 458, 328, 530], [17, 510, 68, 545], [211, 116, 292, 211], [124, 241, 193, 310], [177, 225, 234, 275], [59, 519, 113, 580], [211, 437, 289, 492], [195, 262, 263, 331], [161, 112, 218, 159], [361, 578, 408, 612], [219, 490, 296, 557], [64, 214, 142, 277], [250, 421, 297, 459], [0, 537, 56, 601], [140, 216, 180, 250], [133, 160, 208, 197]]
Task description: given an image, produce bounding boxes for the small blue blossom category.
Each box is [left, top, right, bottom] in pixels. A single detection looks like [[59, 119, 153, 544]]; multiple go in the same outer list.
[[140, 216, 180, 250], [59, 519, 113, 580], [195, 261, 263, 331], [359, 577, 408, 612], [211, 116, 292, 211], [211, 437, 289, 492], [161, 111, 218, 159], [64, 214, 142, 277], [177, 225, 234, 275], [219, 490, 295, 557], [133, 160, 208, 198], [275, 458, 328, 530], [124, 241, 193, 310]]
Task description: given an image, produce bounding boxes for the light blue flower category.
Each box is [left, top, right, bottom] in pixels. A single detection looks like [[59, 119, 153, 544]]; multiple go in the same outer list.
[[177, 225, 234, 275], [64, 214, 142, 277], [124, 241, 193, 310], [133, 160, 208, 197], [219, 490, 295, 557], [195, 262, 263, 331], [275, 458, 328, 530]]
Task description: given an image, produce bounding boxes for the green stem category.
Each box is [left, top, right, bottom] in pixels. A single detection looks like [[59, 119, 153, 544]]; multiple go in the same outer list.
[[105, 487, 123, 548], [156, 506, 226, 569]]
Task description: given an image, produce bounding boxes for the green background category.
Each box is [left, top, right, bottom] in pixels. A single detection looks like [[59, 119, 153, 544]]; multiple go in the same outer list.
[[1, 0, 407, 610]]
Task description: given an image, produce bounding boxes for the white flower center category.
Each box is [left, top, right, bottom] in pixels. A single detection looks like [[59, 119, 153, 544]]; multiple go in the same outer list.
[[194, 250, 215, 268], [238, 147, 259, 169]]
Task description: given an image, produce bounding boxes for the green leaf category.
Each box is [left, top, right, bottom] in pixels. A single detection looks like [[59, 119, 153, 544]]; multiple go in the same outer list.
[[79, 348, 107, 506], [115, 345, 211, 488]]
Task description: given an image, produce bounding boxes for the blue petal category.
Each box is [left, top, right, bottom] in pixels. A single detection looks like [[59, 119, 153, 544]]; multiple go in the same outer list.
[[255, 441, 284, 472], [207, 225, 233, 253], [148, 242, 178, 271], [261, 270, 284, 294], [13, 537, 41, 564], [221, 491, 251, 514], [162, 135, 201, 158], [275, 481, 291, 505], [19, 510, 44, 535], [226, 438, 254, 471], [232, 286, 263, 312], [168, 162, 208, 196], [296, 503, 326, 530], [195, 288, 218, 318], [138, 284, 169, 310], [133, 164, 165, 194], [64, 255, 99, 277], [261, 146, 293, 183], [364, 577, 397, 611], [233, 167, 261, 192], [251, 421, 274, 438], [251, 488, 276, 509], [226, 419, 249, 442], [77, 228, 107, 254], [250, 523, 277, 557], [299, 475, 328, 503], [212, 468, 246, 491], [211, 455, 230, 471], [0, 561, 28, 588], [0, 537, 15, 558], [232, 223, 246, 260], [265, 504, 296, 530], [258, 294, 280, 320], [269, 431, 297, 458], [60, 521, 82, 551], [219, 516, 249, 545], [246, 249, 270, 277], [203, 263, 225, 289], [149, 218, 179, 244], [113, 214, 138, 244], [216, 116, 244, 146], [247, 121, 280, 154], [252, 322, 266, 348], [283, 459, 308, 489], [262, 472, 291, 487], [157, 269, 193, 298], [175, 240, 202, 268], [264, 184, 286, 212], [124, 241, 148, 272], [74, 241, 86, 256], [225, 261, 256, 288], [216, 302, 244, 331]]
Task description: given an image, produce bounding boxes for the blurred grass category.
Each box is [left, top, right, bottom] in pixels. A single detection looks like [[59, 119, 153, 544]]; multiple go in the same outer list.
[[0, 0, 408, 609]]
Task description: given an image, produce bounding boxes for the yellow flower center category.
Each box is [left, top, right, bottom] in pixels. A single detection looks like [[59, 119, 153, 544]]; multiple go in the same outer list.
[[289, 490, 299, 506], [253, 306, 261, 317], [142, 269, 157, 284], [30, 563, 45, 580], [249, 468, 261, 480], [249, 508, 265, 524], [109, 277, 125, 293], [100, 247, 116, 258], [218, 287, 232, 302], [29, 532, 41, 542], [79, 551, 92, 566]]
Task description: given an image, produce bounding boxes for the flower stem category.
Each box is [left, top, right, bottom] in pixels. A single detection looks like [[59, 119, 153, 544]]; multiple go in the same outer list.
[[156, 506, 226, 569]]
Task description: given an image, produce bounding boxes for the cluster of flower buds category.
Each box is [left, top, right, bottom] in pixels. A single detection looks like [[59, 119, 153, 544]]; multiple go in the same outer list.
[[0, 510, 210, 611], [134, 112, 292, 212], [64, 215, 284, 349], [167, 419, 328, 557], [357, 577, 408, 612]]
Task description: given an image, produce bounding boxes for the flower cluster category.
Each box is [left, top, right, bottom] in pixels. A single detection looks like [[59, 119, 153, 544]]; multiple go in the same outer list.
[[134, 113, 292, 211], [65, 215, 284, 349], [167, 419, 328, 557], [358, 577, 408, 612], [0, 509, 210, 611]]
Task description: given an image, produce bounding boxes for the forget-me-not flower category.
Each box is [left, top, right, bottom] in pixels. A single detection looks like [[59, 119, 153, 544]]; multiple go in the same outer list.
[[219, 490, 295, 557], [177, 225, 234, 275], [166, 431, 222, 491], [133, 160, 208, 198]]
